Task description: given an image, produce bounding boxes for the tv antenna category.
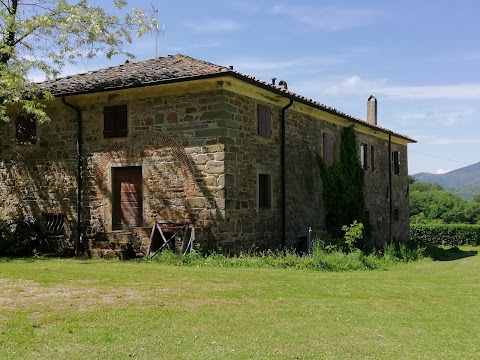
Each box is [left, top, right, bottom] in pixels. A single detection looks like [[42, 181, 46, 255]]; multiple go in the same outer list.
[[151, 4, 165, 57]]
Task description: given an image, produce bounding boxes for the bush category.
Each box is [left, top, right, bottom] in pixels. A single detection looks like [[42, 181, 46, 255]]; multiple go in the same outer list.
[[410, 224, 480, 247]]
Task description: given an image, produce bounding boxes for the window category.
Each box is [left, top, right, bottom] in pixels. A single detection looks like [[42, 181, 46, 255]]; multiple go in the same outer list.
[[360, 143, 368, 169], [391, 151, 400, 175], [16, 115, 36, 144], [104, 105, 128, 138], [371, 145, 376, 171], [394, 208, 400, 220], [258, 173, 271, 208], [322, 132, 334, 166], [257, 104, 271, 137]]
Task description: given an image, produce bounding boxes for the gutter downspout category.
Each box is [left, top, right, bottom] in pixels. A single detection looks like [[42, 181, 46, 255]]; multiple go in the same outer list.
[[61, 97, 82, 256], [388, 132, 393, 244], [281, 98, 294, 251]]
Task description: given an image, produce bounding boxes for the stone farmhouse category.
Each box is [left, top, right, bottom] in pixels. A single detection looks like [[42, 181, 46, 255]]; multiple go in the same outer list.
[[0, 54, 415, 255]]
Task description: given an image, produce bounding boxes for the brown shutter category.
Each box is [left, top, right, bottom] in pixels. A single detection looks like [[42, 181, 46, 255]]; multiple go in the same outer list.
[[117, 106, 128, 137], [104, 105, 127, 138], [323, 132, 334, 166], [257, 105, 265, 136], [103, 108, 114, 138], [257, 105, 272, 137], [265, 106, 272, 137]]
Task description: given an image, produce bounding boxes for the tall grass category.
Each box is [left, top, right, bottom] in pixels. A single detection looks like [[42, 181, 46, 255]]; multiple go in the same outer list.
[[151, 240, 425, 271]]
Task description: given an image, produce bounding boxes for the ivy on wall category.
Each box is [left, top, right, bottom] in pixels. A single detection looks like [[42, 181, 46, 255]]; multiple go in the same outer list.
[[318, 124, 365, 239]]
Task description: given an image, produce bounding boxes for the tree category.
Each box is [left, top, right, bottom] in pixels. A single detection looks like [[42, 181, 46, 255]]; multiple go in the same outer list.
[[0, 0, 155, 122], [473, 194, 480, 203]]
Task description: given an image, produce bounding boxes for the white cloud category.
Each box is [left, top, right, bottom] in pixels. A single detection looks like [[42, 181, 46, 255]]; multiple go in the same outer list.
[[322, 75, 480, 100], [193, 41, 220, 48], [376, 83, 480, 100], [271, 4, 378, 31], [436, 168, 451, 174], [183, 19, 243, 33], [323, 75, 386, 95]]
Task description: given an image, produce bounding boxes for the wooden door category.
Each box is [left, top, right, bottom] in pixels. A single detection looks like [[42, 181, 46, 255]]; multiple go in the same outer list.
[[112, 167, 143, 230]]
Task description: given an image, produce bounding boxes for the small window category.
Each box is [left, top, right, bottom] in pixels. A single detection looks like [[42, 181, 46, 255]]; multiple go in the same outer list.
[[258, 173, 271, 208], [104, 105, 128, 138], [360, 143, 368, 169], [371, 145, 376, 171], [394, 208, 400, 220], [257, 104, 271, 137], [322, 132, 334, 166], [16, 115, 37, 144], [391, 151, 400, 175]]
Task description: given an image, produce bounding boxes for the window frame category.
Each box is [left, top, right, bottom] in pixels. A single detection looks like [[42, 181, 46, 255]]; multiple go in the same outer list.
[[104, 105, 128, 138], [257, 172, 272, 210], [360, 143, 368, 170], [391, 150, 401, 175]]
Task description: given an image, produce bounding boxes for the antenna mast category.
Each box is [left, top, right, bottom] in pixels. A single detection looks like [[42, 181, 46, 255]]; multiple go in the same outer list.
[[151, 4, 165, 57]]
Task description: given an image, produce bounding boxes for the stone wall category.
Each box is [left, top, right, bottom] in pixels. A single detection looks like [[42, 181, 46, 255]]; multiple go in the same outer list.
[[0, 81, 411, 253]]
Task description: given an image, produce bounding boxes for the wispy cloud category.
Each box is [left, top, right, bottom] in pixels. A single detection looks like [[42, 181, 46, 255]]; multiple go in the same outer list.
[[270, 4, 378, 31], [436, 168, 451, 174], [183, 19, 243, 33], [322, 75, 480, 100], [376, 83, 480, 100], [323, 75, 386, 95], [414, 135, 480, 145], [193, 41, 221, 48]]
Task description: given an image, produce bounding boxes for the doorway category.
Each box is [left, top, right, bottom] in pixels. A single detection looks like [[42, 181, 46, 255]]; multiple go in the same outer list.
[[112, 166, 143, 230]]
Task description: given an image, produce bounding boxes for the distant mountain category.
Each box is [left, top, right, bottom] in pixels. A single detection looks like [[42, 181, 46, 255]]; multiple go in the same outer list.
[[413, 161, 480, 201]]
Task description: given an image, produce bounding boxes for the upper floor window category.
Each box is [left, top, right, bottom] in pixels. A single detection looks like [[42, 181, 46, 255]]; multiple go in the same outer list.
[[392, 151, 400, 175], [371, 145, 376, 171], [323, 132, 334, 166], [104, 105, 128, 138], [257, 104, 271, 137], [16, 115, 37, 144], [360, 143, 368, 169]]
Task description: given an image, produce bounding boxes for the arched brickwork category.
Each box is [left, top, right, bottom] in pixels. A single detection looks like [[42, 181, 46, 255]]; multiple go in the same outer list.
[[94, 130, 196, 197]]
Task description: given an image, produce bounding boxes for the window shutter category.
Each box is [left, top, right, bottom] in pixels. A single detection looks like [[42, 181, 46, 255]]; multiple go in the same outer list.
[[104, 105, 127, 138], [323, 132, 334, 166], [117, 106, 128, 137], [371, 146, 376, 171], [257, 105, 265, 136], [103, 109, 114, 138], [265, 106, 271, 137]]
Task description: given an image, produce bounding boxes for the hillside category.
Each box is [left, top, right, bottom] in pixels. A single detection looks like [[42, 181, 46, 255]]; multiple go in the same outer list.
[[413, 161, 480, 201]]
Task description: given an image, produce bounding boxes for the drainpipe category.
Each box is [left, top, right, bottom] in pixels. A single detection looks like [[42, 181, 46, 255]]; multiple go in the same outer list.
[[61, 97, 82, 256], [281, 98, 294, 251], [388, 132, 393, 244]]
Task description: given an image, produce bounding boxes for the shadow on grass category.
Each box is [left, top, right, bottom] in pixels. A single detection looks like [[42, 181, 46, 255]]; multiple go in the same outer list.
[[425, 245, 478, 261]]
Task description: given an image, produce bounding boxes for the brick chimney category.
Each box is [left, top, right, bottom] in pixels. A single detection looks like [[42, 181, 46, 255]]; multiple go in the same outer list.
[[367, 95, 377, 125]]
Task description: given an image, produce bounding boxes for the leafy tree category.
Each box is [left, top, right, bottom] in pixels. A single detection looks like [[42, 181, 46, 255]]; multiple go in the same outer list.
[[1, 0, 155, 122], [473, 194, 480, 203], [410, 182, 480, 224]]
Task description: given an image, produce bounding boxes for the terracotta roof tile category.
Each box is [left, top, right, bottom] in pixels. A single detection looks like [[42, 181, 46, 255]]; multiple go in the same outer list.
[[38, 54, 415, 142]]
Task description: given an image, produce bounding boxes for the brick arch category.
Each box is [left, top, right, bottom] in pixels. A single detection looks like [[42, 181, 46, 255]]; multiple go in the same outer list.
[[95, 130, 196, 197]]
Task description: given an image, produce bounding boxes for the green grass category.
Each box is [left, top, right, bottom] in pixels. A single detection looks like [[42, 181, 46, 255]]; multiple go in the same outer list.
[[1, 247, 480, 359]]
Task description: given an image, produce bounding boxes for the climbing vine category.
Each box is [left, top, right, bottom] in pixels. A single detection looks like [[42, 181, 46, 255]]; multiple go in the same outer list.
[[318, 124, 366, 239]]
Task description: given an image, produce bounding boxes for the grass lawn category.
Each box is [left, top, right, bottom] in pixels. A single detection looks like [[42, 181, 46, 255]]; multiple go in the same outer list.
[[1, 247, 479, 359]]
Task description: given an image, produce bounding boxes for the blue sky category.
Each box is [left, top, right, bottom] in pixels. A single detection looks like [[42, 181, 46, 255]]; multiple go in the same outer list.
[[59, 0, 480, 175]]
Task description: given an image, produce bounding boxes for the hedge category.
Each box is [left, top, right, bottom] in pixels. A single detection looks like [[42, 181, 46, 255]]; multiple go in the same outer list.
[[410, 224, 480, 247]]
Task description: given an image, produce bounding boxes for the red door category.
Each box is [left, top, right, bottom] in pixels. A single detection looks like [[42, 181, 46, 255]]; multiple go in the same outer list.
[[112, 167, 143, 230]]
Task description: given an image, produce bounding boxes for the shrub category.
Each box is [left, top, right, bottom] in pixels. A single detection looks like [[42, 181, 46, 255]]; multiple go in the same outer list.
[[410, 224, 480, 247]]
